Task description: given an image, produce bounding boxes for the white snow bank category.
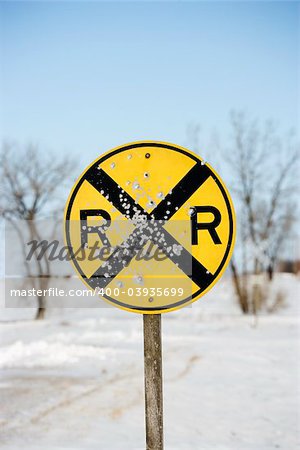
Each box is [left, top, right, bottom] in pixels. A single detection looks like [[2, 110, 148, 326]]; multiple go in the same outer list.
[[0, 340, 114, 369]]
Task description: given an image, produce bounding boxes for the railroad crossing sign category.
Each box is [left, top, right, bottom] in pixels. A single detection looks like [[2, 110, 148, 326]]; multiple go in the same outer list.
[[64, 141, 235, 313]]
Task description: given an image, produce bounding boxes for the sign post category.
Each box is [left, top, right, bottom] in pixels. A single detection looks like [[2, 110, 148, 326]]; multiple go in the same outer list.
[[64, 141, 235, 449], [143, 314, 163, 450]]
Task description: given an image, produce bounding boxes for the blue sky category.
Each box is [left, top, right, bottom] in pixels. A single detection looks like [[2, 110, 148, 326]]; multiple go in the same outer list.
[[0, 1, 298, 167]]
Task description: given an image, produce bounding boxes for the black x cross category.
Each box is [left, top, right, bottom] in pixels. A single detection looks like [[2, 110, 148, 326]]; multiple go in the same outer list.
[[83, 161, 214, 292]]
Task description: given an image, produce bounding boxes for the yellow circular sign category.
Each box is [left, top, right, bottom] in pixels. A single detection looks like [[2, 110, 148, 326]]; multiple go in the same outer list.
[[64, 141, 235, 314]]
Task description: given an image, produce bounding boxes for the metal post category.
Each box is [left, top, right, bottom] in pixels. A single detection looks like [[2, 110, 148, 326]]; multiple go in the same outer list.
[[143, 314, 164, 450]]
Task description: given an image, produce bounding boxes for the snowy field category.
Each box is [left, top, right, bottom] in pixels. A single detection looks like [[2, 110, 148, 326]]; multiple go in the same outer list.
[[0, 275, 299, 450]]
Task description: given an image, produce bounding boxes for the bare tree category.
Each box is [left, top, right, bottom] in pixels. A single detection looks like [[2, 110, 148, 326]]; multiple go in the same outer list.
[[0, 142, 75, 319], [186, 122, 202, 153], [226, 111, 299, 313]]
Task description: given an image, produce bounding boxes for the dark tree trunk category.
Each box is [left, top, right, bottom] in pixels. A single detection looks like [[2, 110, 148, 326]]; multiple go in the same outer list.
[[35, 306, 46, 320], [267, 263, 274, 281], [35, 296, 46, 320], [230, 261, 249, 314]]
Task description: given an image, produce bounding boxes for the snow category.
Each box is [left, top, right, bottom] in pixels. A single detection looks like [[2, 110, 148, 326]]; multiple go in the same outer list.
[[0, 274, 299, 449], [0, 340, 112, 369]]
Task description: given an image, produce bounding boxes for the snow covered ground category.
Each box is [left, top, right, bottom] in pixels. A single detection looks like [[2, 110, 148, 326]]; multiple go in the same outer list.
[[0, 275, 299, 450]]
